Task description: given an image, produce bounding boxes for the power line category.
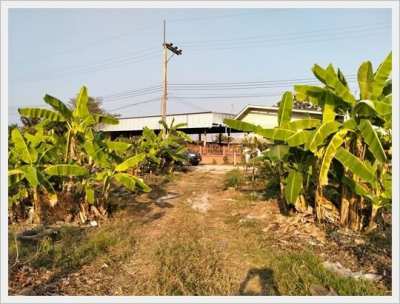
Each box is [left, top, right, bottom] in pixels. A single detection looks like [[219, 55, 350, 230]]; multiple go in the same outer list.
[[183, 29, 388, 52], [108, 97, 161, 112], [180, 22, 390, 45]]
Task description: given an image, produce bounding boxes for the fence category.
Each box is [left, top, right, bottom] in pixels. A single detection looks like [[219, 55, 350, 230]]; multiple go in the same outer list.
[[187, 143, 243, 165]]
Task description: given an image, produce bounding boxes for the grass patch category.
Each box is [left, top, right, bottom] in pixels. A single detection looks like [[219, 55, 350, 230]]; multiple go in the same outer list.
[[224, 169, 244, 190], [134, 223, 238, 295], [9, 216, 138, 274]]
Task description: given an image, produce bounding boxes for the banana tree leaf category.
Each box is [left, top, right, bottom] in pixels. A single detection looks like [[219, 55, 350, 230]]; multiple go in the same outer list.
[[44, 164, 88, 176], [278, 91, 293, 127], [319, 129, 349, 185], [322, 92, 336, 123], [85, 184, 95, 204], [341, 175, 373, 200], [325, 65, 356, 105], [113, 173, 137, 191], [264, 145, 289, 161], [18, 108, 65, 122], [11, 128, 37, 164], [131, 176, 151, 192], [73, 86, 90, 118], [357, 61, 374, 99], [37, 171, 57, 205], [43, 94, 72, 119], [287, 130, 314, 147], [337, 68, 348, 86], [285, 169, 303, 204], [354, 99, 392, 121], [312, 64, 327, 84], [308, 121, 341, 152], [95, 114, 119, 125], [382, 79, 392, 96], [287, 119, 320, 130], [358, 119, 387, 163], [294, 85, 325, 103], [8, 169, 24, 176], [372, 52, 392, 98], [223, 119, 259, 132], [104, 139, 131, 154], [20, 165, 39, 188], [334, 147, 377, 185], [256, 127, 295, 141], [115, 153, 146, 172], [342, 118, 357, 129]]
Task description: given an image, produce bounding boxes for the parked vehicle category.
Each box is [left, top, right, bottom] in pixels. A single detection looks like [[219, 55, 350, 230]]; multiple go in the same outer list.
[[186, 151, 202, 166]]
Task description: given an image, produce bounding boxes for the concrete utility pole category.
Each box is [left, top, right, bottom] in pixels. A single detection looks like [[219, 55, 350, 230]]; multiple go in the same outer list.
[[161, 20, 183, 122]]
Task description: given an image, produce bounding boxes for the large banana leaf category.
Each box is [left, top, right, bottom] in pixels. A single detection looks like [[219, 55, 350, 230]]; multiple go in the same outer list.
[[285, 169, 303, 204], [358, 119, 387, 163], [44, 94, 72, 119], [115, 153, 146, 172], [113, 173, 151, 192], [334, 147, 377, 185], [44, 164, 88, 176], [18, 108, 65, 122], [11, 128, 37, 164], [319, 129, 349, 185], [131, 176, 151, 192], [264, 145, 289, 161], [113, 173, 137, 191], [85, 184, 95, 204], [287, 130, 314, 147], [294, 85, 325, 103], [277, 91, 293, 127], [357, 61, 374, 99], [322, 92, 336, 123], [312, 64, 327, 84], [19, 165, 39, 188], [223, 119, 259, 132], [325, 65, 356, 105], [308, 121, 341, 152], [37, 171, 57, 205], [341, 175, 373, 201], [256, 127, 295, 141], [73, 86, 90, 118], [95, 114, 119, 125], [354, 100, 392, 125], [104, 138, 131, 154], [372, 52, 392, 98], [287, 119, 320, 130], [337, 68, 348, 86]]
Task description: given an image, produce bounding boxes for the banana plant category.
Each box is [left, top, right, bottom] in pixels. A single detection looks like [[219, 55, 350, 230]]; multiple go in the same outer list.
[[82, 131, 150, 212], [293, 52, 392, 230], [8, 128, 88, 223], [18, 86, 118, 163]]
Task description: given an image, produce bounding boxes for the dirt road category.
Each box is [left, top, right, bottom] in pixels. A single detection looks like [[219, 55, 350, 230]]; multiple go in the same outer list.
[[10, 166, 389, 296]]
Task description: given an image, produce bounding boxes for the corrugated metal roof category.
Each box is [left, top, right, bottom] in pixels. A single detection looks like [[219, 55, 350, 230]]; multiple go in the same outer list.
[[235, 105, 322, 120], [100, 111, 235, 132]]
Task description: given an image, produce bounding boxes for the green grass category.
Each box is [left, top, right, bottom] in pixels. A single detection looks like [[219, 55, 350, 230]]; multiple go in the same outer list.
[[9, 218, 138, 274], [224, 169, 244, 190]]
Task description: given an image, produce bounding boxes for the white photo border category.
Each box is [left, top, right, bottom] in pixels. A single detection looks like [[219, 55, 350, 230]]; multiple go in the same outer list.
[[1, 1, 398, 304]]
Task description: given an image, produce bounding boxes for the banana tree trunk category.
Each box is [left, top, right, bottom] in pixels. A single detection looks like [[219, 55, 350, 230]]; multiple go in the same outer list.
[[277, 164, 289, 215], [32, 187, 41, 224]]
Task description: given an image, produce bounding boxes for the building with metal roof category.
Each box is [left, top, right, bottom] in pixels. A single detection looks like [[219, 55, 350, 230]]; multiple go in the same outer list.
[[234, 105, 322, 129], [100, 111, 236, 137]]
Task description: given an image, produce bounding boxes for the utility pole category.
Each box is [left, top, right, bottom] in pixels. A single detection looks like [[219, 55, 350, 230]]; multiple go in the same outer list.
[[161, 20, 183, 122]]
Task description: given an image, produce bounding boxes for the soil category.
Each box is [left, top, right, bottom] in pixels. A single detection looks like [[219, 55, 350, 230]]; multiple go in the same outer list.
[[8, 165, 391, 296]]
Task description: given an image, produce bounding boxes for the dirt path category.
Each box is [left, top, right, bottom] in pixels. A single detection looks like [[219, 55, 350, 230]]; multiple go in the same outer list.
[[10, 166, 390, 296]]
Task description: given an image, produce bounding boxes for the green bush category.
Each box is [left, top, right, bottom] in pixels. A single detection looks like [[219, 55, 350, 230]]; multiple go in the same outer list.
[[224, 169, 243, 190]]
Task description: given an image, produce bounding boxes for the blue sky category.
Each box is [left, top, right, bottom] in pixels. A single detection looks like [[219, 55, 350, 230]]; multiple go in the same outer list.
[[8, 8, 392, 123]]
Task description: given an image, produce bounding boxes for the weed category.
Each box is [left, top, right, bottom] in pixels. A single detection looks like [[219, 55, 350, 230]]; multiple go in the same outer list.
[[224, 169, 243, 190]]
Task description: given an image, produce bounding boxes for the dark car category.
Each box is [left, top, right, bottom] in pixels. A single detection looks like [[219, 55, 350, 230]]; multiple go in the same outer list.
[[186, 150, 202, 166]]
